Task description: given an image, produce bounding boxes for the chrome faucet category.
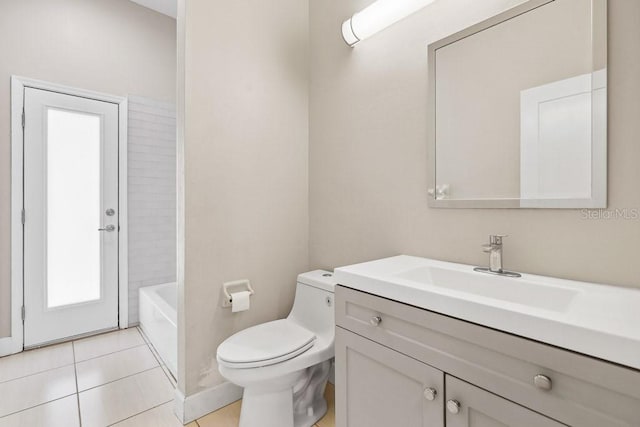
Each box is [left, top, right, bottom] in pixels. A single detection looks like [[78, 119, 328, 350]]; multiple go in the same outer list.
[[474, 235, 521, 278], [483, 235, 506, 272]]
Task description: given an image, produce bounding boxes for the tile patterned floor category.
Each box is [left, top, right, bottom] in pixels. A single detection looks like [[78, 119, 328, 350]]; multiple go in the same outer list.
[[0, 328, 335, 427]]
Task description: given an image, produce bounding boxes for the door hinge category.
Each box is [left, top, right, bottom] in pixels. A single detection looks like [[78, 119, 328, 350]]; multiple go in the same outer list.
[[21, 109, 25, 129], [21, 208, 25, 225], [21, 306, 25, 323]]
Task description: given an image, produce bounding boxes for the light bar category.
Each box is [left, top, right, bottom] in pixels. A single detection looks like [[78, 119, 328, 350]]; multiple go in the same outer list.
[[342, 0, 436, 47]]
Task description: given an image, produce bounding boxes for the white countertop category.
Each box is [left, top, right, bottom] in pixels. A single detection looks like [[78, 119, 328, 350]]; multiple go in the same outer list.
[[334, 255, 640, 370]]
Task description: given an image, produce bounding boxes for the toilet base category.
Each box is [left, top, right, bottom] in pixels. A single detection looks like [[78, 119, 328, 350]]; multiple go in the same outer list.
[[240, 386, 294, 427], [237, 361, 331, 427], [294, 397, 327, 427], [293, 360, 331, 426], [239, 389, 327, 427]]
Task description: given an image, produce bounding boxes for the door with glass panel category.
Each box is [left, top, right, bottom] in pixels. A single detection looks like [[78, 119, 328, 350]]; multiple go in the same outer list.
[[23, 87, 119, 347]]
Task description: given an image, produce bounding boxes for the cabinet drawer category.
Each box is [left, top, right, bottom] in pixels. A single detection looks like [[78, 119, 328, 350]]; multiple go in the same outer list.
[[336, 285, 640, 427]]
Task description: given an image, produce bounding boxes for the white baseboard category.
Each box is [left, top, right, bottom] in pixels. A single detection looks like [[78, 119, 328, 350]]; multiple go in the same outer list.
[[174, 381, 243, 424]]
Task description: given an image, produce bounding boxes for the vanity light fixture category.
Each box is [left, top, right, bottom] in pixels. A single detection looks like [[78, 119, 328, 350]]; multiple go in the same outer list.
[[341, 0, 436, 47]]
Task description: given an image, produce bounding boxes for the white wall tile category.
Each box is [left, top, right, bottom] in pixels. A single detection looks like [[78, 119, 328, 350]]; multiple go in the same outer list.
[[128, 96, 177, 325]]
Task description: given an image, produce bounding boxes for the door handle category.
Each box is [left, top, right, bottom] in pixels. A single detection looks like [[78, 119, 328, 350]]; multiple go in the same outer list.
[[98, 224, 116, 232]]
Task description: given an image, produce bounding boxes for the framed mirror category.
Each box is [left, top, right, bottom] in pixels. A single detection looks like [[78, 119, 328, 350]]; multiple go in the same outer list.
[[427, 0, 607, 208]]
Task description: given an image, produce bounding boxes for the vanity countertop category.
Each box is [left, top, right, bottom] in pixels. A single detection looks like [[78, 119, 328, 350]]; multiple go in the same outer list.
[[334, 255, 640, 370]]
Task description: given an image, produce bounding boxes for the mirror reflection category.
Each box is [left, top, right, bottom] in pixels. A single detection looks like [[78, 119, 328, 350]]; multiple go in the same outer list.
[[429, 0, 606, 208]]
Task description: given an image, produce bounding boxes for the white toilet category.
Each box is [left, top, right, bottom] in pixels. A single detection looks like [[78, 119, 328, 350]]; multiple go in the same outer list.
[[216, 270, 337, 427]]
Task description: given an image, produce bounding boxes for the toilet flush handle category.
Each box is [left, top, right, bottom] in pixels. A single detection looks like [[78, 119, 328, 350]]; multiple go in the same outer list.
[[370, 316, 382, 326]]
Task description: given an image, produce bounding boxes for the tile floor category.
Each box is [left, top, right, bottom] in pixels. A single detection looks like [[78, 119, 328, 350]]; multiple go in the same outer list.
[[0, 327, 335, 427]]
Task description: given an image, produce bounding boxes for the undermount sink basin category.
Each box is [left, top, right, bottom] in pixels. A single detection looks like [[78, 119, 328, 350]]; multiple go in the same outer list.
[[395, 266, 578, 312]]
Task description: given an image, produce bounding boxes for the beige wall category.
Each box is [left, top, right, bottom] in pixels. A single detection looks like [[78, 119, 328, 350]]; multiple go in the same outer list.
[[0, 0, 176, 337], [309, 0, 640, 289], [179, 0, 309, 395]]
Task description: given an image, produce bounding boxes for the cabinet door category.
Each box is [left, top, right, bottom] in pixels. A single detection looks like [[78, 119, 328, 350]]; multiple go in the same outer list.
[[335, 327, 444, 427], [445, 376, 564, 427]]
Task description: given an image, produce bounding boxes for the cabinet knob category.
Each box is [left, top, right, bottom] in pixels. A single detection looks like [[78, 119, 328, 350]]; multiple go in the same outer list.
[[446, 399, 461, 414], [370, 316, 382, 326], [423, 387, 437, 401], [534, 374, 552, 391]]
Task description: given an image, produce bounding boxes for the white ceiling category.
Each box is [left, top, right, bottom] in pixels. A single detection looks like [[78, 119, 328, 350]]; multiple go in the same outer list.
[[129, 0, 177, 19]]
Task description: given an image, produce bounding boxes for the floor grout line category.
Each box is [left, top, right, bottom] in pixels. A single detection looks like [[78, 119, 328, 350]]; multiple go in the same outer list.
[[77, 365, 161, 394], [136, 326, 150, 344], [105, 398, 173, 426], [158, 361, 177, 387], [157, 363, 176, 387], [136, 327, 177, 387], [0, 329, 144, 374], [72, 341, 82, 427], [74, 342, 149, 364], [140, 337, 163, 367], [0, 393, 77, 420], [0, 339, 149, 387], [74, 343, 153, 371], [0, 360, 77, 385], [0, 329, 187, 426]]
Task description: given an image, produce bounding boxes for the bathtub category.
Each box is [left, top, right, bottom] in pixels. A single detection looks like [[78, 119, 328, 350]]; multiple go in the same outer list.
[[139, 283, 177, 379]]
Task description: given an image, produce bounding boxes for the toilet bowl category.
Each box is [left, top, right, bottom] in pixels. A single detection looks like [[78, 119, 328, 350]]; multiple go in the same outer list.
[[217, 270, 336, 427]]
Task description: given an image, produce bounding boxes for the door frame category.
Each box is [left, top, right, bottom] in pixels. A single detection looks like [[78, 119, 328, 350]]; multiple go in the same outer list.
[[0, 76, 128, 356]]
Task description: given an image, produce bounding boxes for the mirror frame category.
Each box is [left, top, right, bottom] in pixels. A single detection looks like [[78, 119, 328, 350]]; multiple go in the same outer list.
[[427, 0, 607, 209]]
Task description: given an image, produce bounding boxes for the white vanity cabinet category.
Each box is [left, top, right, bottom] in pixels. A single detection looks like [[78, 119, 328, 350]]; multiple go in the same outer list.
[[335, 285, 640, 427], [335, 327, 444, 426]]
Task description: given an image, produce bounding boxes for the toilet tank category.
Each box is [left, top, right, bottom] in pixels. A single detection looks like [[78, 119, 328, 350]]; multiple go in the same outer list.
[[287, 270, 336, 337]]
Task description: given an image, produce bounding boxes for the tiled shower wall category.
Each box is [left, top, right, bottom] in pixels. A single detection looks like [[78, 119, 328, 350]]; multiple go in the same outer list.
[[127, 96, 177, 325]]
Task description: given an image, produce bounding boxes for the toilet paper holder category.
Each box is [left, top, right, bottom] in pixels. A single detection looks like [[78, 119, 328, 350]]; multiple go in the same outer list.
[[222, 279, 255, 308]]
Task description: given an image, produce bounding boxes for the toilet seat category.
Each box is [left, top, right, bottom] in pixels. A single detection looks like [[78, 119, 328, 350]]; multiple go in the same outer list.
[[217, 319, 316, 369]]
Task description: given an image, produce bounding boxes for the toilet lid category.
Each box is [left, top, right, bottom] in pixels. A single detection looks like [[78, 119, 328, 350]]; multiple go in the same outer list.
[[217, 319, 316, 368]]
